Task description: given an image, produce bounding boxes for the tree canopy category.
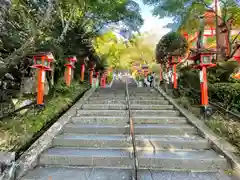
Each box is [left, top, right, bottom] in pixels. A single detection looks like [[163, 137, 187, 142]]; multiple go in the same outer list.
[[155, 32, 188, 64], [0, 0, 143, 81], [93, 31, 156, 70], [143, 0, 240, 32]]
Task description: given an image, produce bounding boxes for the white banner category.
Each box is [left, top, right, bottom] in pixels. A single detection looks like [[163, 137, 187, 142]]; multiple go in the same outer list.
[[199, 70, 203, 83], [41, 71, 45, 83]]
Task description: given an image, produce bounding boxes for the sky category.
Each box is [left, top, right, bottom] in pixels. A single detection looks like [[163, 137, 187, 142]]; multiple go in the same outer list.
[[135, 0, 173, 44]]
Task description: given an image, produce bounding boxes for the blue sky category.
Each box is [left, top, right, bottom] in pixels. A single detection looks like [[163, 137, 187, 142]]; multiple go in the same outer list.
[[135, 0, 173, 43]]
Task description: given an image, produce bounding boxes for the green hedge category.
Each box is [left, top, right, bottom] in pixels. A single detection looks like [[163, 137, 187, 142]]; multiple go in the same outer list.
[[209, 83, 240, 112], [177, 64, 240, 112]]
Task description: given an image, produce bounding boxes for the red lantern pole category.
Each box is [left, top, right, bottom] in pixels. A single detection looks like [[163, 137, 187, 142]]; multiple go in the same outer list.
[[65, 56, 77, 87], [65, 66, 72, 86], [200, 66, 209, 106], [103, 72, 107, 87], [81, 64, 85, 82], [37, 66, 45, 105], [173, 64, 177, 89], [31, 52, 53, 106]]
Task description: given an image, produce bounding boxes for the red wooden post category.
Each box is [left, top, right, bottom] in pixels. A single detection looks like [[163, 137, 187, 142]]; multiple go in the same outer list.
[[37, 67, 45, 105], [168, 55, 181, 89], [173, 64, 177, 89], [65, 56, 77, 87], [81, 64, 85, 82], [200, 66, 209, 106], [103, 72, 107, 87], [65, 66, 71, 86]]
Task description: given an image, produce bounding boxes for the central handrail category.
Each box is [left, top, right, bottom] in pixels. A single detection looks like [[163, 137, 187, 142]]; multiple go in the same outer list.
[[125, 79, 138, 180]]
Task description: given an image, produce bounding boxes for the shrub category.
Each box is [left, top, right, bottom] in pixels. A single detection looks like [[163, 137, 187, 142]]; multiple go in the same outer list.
[[209, 83, 240, 111]]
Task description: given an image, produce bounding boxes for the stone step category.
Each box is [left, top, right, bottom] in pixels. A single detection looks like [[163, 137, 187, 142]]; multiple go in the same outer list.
[[129, 92, 160, 96], [39, 148, 132, 168], [82, 104, 127, 110], [133, 116, 187, 124], [129, 96, 165, 100], [77, 110, 128, 116], [63, 124, 129, 134], [131, 110, 180, 116], [137, 150, 227, 171], [134, 124, 196, 135], [20, 167, 233, 180], [85, 100, 126, 104], [53, 134, 131, 148], [91, 94, 126, 97], [128, 88, 155, 91], [53, 134, 209, 150], [135, 135, 209, 150], [130, 104, 174, 110], [88, 96, 126, 100], [97, 89, 125, 92], [130, 100, 169, 105], [63, 124, 196, 135], [71, 116, 128, 125]]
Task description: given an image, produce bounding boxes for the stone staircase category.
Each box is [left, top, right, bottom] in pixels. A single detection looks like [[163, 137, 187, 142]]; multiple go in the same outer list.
[[128, 87, 227, 172], [20, 84, 232, 180], [20, 88, 135, 180]]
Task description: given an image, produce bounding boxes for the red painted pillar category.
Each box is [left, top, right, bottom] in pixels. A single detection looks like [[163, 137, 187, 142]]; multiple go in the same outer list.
[[37, 67, 45, 105], [200, 67, 209, 106], [103, 72, 106, 87], [81, 64, 85, 82], [173, 64, 177, 89], [66, 66, 72, 87]]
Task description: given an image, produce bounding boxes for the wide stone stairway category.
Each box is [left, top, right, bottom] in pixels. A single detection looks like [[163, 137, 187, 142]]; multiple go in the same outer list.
[[20, 78, 232, 180]]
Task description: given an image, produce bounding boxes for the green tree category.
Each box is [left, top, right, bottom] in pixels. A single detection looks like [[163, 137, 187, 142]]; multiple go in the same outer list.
[[94, 32, 156, 69], [0, 0, 143, 80], [155, 32, 188, 64]]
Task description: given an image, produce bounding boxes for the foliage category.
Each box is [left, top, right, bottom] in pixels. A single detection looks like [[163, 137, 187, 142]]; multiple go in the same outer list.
[[155, 32, 188, 64], [209, 83, 240, 111], [206, 118, 240, 152], [94, 31, 155, 69], [106, 71, 113, 84], [0, 0, 143, 82], [135, 74, 144, 81], [0, 80, 88, 151]]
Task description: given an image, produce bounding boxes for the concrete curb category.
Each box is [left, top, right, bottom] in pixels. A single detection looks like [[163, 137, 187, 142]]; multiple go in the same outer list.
[[155, 86, 240, 179], [11, 88, 96, 180]]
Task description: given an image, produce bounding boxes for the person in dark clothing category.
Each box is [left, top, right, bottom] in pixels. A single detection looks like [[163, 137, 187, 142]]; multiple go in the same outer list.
[[147, 73, 153, 87]]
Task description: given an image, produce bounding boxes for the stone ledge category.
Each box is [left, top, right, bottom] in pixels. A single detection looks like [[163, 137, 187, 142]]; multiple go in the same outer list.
[[155, 87, 240, 180], [0, 88, 96, 180]]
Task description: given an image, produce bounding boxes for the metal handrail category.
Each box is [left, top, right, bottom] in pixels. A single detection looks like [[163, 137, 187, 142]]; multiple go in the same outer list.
[[125, 79, 138, 180]]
